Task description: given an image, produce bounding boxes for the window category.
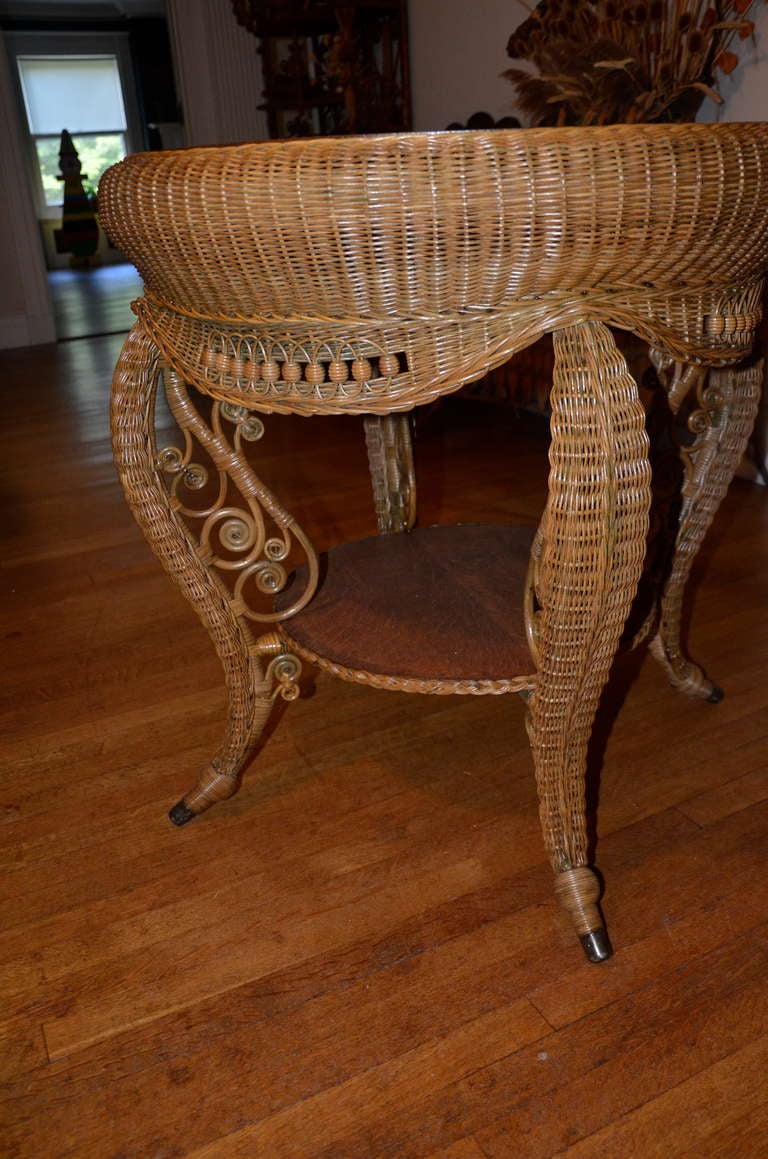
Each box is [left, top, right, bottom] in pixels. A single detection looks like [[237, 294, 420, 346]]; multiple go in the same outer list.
[[17, 55, 128, 207]]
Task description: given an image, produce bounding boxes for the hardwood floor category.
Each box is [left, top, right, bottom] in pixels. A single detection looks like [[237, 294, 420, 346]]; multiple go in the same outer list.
[[48, 263, 143, 341], [1, 326, 767, 1158]]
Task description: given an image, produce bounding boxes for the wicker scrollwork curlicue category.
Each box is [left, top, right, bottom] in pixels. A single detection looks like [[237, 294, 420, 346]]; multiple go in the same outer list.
[[250, 631, 303, 702], [156, 367, 319, 623]]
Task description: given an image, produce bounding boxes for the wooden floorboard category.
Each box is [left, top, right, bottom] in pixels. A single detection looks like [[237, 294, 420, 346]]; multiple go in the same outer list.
[[1, 309, 767, 1157], [48, 264, 143, 341]]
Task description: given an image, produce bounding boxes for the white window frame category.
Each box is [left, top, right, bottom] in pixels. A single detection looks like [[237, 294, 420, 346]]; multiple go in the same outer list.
[[5, 30, 144, 217]]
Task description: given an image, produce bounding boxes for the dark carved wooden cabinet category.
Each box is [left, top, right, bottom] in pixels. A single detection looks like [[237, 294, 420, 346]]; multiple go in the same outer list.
[[232, 0, 411, 138]]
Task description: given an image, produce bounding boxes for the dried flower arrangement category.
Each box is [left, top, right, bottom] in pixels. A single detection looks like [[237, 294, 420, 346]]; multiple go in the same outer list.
[[504, 0, 762, 124]]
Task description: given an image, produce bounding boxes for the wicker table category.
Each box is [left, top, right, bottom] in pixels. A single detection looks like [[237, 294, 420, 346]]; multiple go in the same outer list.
[[101, 123, 768, 962]]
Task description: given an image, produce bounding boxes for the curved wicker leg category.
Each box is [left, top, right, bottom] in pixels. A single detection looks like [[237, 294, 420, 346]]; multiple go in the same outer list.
[[363, 413, 416, 533], [110, 323, 284, 824], [649, 360, 763, 700], [527, 321, 652, 961]]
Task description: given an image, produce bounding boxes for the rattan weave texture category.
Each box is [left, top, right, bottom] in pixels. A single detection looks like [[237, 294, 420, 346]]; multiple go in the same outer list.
[[100, 124, 768, 416]]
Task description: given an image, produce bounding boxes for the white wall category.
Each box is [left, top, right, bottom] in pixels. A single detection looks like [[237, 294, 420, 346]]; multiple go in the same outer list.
[[0, 36, 54, 349], [706, 5, 768, 122], [409, 0, 527, 130], [166, 0, 267, 146]]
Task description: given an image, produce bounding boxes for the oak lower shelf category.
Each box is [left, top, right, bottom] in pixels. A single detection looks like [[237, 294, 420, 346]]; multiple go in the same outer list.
[[275, 523, 536, 693]]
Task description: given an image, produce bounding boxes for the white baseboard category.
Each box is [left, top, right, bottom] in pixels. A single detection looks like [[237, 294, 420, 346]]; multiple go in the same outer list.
[[0, 312, 56, 349]]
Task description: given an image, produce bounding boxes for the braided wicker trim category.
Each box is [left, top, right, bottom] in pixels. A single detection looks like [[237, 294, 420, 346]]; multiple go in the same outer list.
[[140, 281, 758, 334], [133, 284, 762, 417], [278, 631, 536, 697]]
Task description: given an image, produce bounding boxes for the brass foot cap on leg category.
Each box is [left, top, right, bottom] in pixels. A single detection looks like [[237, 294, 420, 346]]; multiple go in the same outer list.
[[580, 928, 613, 963], [169, 800, 196, 827], [706, 683, 725, 704]]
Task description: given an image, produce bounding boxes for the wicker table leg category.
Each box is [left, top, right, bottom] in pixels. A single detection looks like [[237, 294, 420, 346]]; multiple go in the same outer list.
[[110, 323, 306, 824], [527, 320, 652, 961], [648, 360, 764, 701], [363, 413, 417, 533]]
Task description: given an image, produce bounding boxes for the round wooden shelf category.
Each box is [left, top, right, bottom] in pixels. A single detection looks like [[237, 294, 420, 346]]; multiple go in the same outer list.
[[275, 523, 535, 685]]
